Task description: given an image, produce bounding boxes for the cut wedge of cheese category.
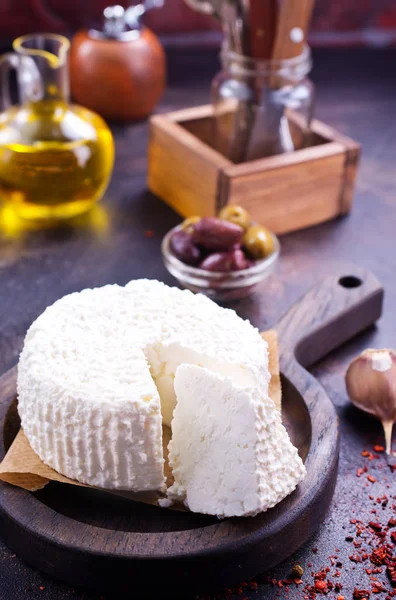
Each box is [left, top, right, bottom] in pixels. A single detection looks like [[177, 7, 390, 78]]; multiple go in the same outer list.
[[167, 364, 306, 517]]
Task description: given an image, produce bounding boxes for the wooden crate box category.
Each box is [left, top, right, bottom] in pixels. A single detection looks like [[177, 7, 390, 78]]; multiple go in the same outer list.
[[148, 104, 360, 235]]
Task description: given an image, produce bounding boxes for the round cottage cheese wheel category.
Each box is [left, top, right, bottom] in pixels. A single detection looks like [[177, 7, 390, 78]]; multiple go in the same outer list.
[[17, 279, 270, 492]]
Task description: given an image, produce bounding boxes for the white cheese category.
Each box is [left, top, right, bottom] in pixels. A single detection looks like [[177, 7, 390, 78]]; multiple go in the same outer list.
[[17, 280, 270, 492], [167, 364, 306, 517]]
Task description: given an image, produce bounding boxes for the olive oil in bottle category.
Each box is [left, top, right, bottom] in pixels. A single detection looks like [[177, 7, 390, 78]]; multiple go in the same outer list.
[[0, 34, 114, 221]]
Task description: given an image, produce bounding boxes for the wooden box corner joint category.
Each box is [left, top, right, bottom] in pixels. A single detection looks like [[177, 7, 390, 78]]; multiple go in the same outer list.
[[148, 105, 361, 235]]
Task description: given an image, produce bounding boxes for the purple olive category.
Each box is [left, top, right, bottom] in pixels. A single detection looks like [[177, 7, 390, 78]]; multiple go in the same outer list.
[[192, 217, 243, 251], [170, 230, 201, 265], [232, 249, 251, 270], [199, 249, 250, 272]]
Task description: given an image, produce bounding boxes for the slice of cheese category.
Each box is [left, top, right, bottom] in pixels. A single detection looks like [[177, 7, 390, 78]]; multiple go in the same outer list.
[[17, 280, 271, 492], [167, 364, 306, 517]]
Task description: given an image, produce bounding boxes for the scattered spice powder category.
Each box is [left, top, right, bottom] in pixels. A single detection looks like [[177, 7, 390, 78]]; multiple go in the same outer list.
[[238, 445, 396, 600]]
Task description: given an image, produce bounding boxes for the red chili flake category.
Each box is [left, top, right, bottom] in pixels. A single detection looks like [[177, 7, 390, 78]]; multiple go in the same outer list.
[[353, 589, 371, 599], [369, 522, 382, 531], [389, 517, 396, 527], [314, 580, 327, 591], [370, 547, 388, 565], [312, 547, 318, 553], [144, 229, 154, 238], [362, 451, 371, 457], [337, 596, 345, 600], [39, 587, 45, 592], [248, 581, 258, 590], [294, 579, 303, 585], [374, 445, 385, 453], [357, 468, 365, 477], [368, 475, 377, 483], [372, 583, 386, 593], [350, 554, 363, 563], [314, 568, 328, 580]]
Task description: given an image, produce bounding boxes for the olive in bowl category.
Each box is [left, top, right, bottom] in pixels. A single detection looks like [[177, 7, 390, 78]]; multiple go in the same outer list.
[[162, 208, 280, 301]]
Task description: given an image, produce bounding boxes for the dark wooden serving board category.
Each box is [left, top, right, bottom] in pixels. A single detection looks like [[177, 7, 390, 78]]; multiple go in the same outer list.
[[0, 268, 383, 596]]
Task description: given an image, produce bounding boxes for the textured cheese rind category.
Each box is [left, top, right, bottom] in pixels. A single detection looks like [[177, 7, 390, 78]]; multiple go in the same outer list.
[[17, 280, 270, 491], [168, 364, 306, 517], [17, 285, 165, 491]]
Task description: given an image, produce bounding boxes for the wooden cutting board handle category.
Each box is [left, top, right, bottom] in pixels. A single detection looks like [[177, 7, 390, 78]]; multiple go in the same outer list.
[[275, 267, 384, 370]]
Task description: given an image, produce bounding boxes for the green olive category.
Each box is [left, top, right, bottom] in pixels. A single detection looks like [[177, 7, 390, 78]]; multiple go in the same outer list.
[[180, 215, 201, 234], [243, 225, 274, 259], [218, 205, 251, 231]]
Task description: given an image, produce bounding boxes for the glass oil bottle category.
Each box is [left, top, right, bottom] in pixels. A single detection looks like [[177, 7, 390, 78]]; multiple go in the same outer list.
[[0, 34, 114, 221]]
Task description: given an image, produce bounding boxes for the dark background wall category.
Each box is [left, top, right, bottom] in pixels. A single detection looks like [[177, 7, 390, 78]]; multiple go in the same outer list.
[[1, 0, 396, 46]]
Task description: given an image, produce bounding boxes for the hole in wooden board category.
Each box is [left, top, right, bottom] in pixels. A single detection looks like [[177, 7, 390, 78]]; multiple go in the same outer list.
[[338, 276, 362, 289]]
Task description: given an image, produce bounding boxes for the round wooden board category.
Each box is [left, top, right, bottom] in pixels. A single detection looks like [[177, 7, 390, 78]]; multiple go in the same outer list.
[[0, 269, 383, 596]]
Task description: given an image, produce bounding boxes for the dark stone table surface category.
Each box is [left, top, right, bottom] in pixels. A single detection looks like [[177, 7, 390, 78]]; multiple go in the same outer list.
[[0, 47, 395, 599]]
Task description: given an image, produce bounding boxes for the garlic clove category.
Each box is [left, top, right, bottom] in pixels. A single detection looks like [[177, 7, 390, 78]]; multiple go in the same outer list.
[[346, 348, 396, 455]]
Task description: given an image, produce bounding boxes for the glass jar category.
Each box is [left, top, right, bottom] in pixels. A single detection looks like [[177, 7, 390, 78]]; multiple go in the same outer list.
[[211, 45, 315, 163]]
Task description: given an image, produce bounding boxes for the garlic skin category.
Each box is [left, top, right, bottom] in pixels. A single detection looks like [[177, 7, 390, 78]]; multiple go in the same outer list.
[[346, 348, 396, 455]]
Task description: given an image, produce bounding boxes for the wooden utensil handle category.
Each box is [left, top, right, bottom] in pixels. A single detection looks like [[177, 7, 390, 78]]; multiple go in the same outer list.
[[249, 0, 278, 60], [275, 267, 384, 369]]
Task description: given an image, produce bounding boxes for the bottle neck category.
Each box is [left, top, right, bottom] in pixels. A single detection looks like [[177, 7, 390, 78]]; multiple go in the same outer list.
[[18, 56, 69, 107], [220, 45, 312, 86], [13, 34, 70, 107]]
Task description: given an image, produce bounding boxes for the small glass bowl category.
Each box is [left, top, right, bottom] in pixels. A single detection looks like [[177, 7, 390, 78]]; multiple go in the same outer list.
[[161, 225, 280, 302]]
